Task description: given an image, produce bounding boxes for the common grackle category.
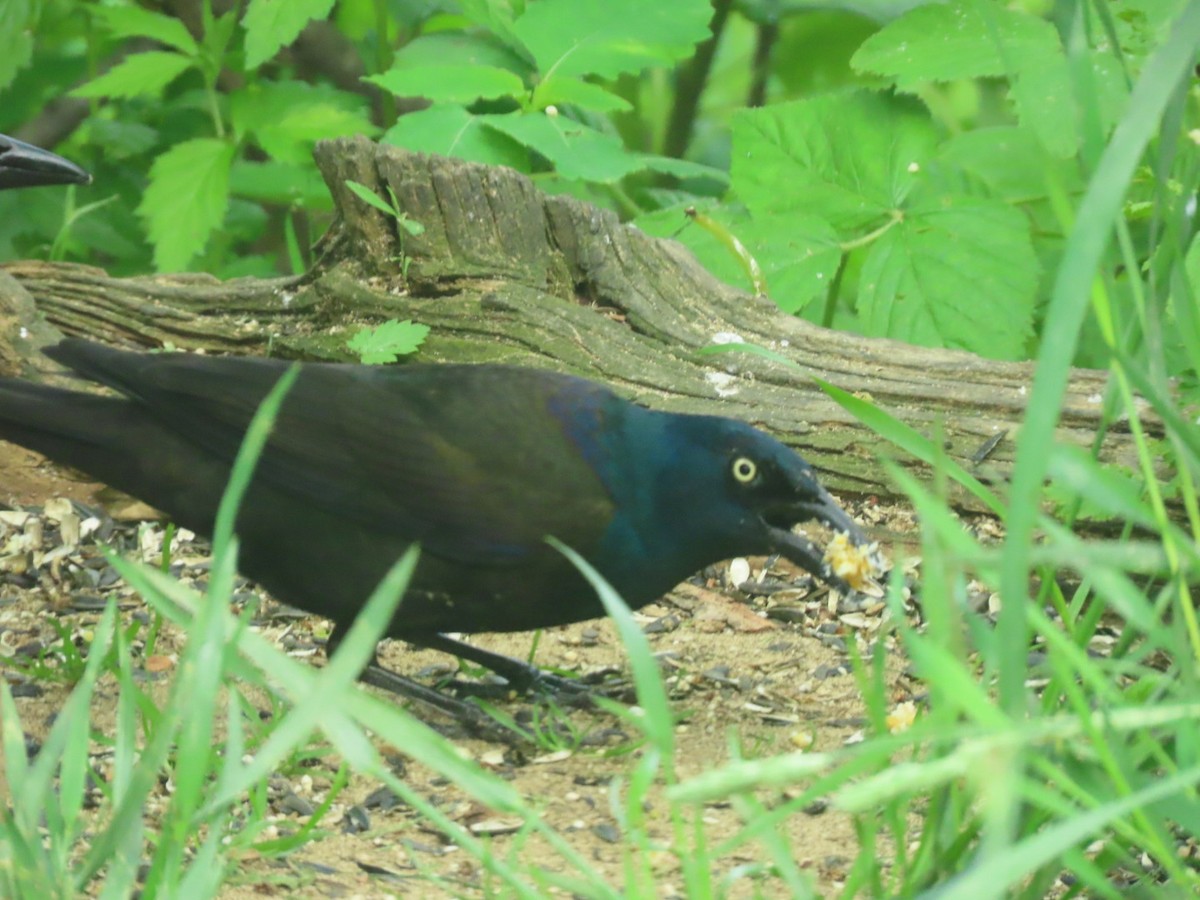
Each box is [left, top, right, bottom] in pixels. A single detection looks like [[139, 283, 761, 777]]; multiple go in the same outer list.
[[0, 340, 870, 721], [0, 134, 90, 190]]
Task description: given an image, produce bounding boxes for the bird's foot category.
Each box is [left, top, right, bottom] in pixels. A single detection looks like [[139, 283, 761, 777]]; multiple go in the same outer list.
[[447, 665, 632, 707], [357, 661, 528, 744]]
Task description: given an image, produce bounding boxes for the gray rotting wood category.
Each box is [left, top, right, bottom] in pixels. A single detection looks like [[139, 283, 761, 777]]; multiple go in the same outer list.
[[0, 135, 1153, 508]]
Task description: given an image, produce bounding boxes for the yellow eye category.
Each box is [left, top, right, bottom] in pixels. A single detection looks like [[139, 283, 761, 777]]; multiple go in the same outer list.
[[731, 457, 757, 483]]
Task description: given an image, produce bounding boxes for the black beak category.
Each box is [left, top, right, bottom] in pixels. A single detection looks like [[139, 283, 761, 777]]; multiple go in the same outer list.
[[765, 482, 872, 594], [0, 134, 91, 191]]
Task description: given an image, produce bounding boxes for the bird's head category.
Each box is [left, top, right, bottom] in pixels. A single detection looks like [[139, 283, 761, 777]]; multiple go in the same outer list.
[[654, 414, 872, 593]]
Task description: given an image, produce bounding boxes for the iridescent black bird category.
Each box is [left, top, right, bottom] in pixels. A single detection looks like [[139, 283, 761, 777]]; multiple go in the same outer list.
[[0, 341, 868, 712], [0, 134, 90, 190]]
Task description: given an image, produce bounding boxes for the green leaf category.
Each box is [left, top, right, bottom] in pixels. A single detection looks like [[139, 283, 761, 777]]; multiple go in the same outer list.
[[852, 0, 1062, 86], [635, 204, 840, 313], [138, 139, 235, 272], [0, 0, 33, 92], [71, 52, 193, 99], [512, 0, 711, 80], [382, 105, 528, 169], [852, 0, 1079, 155], [229, 160, 332, 209], [1007, 49, 1078, 158], [346, 320, 430, 364], [635, 154, 728, 185], [242, 0, 335, 69], [858, 198, 1038, 358], [532, 75, 632, 112], [939, 126, 1080, 203], [344, 180, 398, 217], [86, 119, 160, 160], [391, 31, 531, 73], [458, 0, 528, 59], [731, 92, 939, 231], [483, 112, 642, 183], [230, 82, 377, 164], [92, 5, 199, 54], [366, 65, 526, 104]]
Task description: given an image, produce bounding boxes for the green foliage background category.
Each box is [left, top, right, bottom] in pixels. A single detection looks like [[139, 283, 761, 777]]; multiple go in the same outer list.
[[1, 0, 1195, 371]]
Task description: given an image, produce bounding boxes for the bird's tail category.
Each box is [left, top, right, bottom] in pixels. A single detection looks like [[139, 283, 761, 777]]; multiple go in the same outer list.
[[0, 378, 148, 480]]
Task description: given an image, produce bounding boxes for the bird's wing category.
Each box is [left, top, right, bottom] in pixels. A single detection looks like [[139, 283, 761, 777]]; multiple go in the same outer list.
[[50, 342, 616, 563]]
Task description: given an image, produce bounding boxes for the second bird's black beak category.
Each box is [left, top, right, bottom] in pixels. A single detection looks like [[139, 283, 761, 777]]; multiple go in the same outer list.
[[0, 135, 91, 191], [764, 481, 873, 594]]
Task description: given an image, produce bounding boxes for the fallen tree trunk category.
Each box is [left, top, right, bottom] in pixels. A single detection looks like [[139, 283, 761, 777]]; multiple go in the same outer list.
[[0, 136, 1144, 507]]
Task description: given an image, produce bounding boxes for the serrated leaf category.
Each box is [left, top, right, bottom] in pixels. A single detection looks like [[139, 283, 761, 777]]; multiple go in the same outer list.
[[71, 51, 193, 99], [513, 0, 711, 80], [1007, 50, 1078, 157], [851, 0, 1082, 155], [858, 198, 1037, 359], [92, 6, 198, 54], [458, 0, 528, 59], [230, 82, 377, 164], [483, 112, 642, 183], [366, 65, 526, 104], [392, 31, 531, 73], [138, 139, 235, 272], [383, 105, 529, 169], [635, 203, 840, 313], [940, 126, 1081, 202], [852, 1, 1062, 87], [732, 92, 938, 231], [0, 0, 33, 91], [532, 76, 631, 112], [242, 0, 335, 69], [86, 120, 159, 161], [347, 320, 430, 364], [636, 154, 728, 185]]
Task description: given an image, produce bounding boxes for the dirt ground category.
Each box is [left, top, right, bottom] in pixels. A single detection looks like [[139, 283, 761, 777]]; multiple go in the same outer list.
[[0, 442, 921, 898]]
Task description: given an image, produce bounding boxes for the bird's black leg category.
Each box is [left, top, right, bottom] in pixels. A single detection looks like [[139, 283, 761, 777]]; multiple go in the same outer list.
[[418, 633, 618, 701], [325, 625, 523, 743]]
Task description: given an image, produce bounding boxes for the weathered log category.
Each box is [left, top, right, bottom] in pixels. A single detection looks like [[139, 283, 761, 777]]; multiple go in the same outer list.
[[0, 135, 1144, 506]]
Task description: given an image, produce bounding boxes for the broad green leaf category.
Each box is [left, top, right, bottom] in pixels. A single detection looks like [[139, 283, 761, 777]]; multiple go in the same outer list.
[[347, 320, 430, 364], [92, 6, 199, 54], [857, 197, 1037, 358], [635, 154, 729, 184], [72, 52, 193, 99], [532, 76, 632, 112], [0, 0, 33, 91], [939, 126, 1081, 202], [483, 112, 642, 183], [458, 0, 528, 59], [635, 203, 840, 313], [229, 160, 332, 210], [138, 139, 235, 272], [391, 31, 531, 73], [366, 65, 526, 104], [383, 105, 528, 169], [852, 0, 1063, 87], [242, 0, 335, 69], [731, 92, 938, 231], [1007, 50, 1078, 157], [513, 0, 711, 80], [230, 82, 377, 164], [87, 119, 160, 159], [852, 0, 1079, 155]]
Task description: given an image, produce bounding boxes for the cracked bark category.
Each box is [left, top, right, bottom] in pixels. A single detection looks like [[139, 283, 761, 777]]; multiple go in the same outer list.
[[0, 135, 1155, 510]]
